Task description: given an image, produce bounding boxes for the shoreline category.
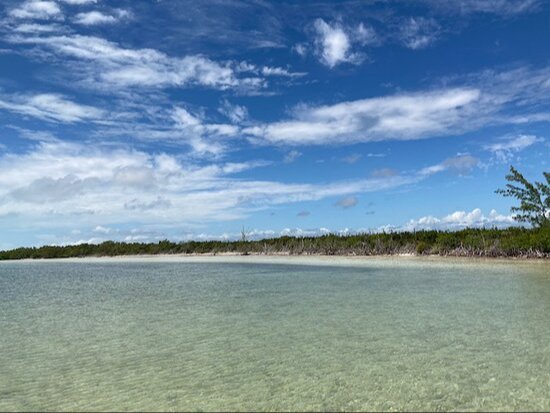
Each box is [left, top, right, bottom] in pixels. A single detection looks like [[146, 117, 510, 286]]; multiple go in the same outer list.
[[2, 253, 548, 268]]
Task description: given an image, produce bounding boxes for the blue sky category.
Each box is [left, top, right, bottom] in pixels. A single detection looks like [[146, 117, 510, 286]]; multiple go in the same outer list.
[[0, 0, 549, 248]]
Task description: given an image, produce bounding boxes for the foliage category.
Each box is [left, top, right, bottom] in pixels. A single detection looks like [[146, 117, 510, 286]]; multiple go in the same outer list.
[[1, 227, 548, 260], [496, 166, 550, 228]]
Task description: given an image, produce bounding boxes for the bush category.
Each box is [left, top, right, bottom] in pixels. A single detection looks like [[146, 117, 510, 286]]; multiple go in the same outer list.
[[416, 241, 429, 255]]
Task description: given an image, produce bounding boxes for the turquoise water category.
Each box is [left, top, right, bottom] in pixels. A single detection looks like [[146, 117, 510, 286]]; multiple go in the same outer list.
[[0, 258, 549, 411]]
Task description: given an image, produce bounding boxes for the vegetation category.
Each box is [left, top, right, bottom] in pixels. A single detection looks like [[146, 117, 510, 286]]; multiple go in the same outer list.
[[496, 166, 550, 228], [1, 227, 548, 260]]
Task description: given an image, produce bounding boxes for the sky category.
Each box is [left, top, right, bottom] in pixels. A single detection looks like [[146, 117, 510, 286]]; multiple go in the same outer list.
[[0, 0, 549, 248]]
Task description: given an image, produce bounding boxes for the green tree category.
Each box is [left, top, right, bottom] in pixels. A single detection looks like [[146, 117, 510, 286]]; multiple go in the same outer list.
[[496, 166, 550, 228]]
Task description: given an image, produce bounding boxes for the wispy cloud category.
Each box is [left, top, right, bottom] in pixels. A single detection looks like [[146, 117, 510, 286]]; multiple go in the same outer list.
[[74, 10, 130, 26], [60, 0, 97, 4], [418, 155, 479, 176], [218, 100, 249, 124], [0, 93, 104, 123], [341, 153, 362, 164], [398, 17, 441, 49], [13, 22, 65, 33], [311, 19, 375, 67], [6, 34, 265, 92], [341, 152, 385, 163], [283, 150, 302, 163], [292, 43, 308, 57], [244, 88, 481, 145], [171, 106, 240, 157], [9, 0, 63, 20], [93, 225, 113, 234], [236, 62, 306, 78], [260, 66, 307, 78], [484, 134, 544, 162], [313, 19, 355, 67]]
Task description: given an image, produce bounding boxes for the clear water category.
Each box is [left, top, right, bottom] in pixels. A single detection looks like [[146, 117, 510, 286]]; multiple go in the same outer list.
[[0, 257, 549, 412]]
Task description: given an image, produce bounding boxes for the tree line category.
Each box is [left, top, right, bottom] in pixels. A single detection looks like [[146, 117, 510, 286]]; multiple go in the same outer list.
[[1, 227, 548, 260]]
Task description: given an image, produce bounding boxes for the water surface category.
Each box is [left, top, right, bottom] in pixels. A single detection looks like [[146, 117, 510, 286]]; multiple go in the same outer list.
[[0, 257, 549, 411]]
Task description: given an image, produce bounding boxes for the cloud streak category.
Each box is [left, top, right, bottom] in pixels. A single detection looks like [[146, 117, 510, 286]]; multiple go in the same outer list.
[[245, 88, 481, 145], [0, 93, 104, 123], [6, 34, 265, 92], [9, 1, 62, 20], [74, 10, 130, 26]]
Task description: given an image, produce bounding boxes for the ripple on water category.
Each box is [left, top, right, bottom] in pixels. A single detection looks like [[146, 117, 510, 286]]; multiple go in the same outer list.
[[0, 259, 549, 411]]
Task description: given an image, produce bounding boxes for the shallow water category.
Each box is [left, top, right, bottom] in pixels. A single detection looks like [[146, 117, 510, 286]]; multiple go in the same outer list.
[[0, 258, 549, 411]]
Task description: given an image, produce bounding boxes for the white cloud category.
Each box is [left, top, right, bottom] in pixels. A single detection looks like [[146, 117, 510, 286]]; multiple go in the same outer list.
[[70, 237, 104, 245], [170, 106, 240, 157], [283, 150, 302, 163], [484, 134, 543, 162], [354, 23, 378, 46], [260, 66, 307, 78], [313, 19, 364, 67], [394, 208, 518, 231], [244, 66, 550, 147], [60, 0, 98, 4], [244, 88, 481, 145], [0, 140, 429, 230], [399, 17, 441, 49], [9, 1, 62, 20], [172, 107, 202, 127], [418, 155, 479, 176], [235, 62, 306, 78], [93, 225, 113, 234], [292, 43, 308, 57], [218, 100, 248, 124], [309, 19, 377, 68], [124, 235, 149, 242], [0, 93, 104, 123], [14, 23, 64, 33], [7, 34, 264, 92], [74, 10, 129, 26]]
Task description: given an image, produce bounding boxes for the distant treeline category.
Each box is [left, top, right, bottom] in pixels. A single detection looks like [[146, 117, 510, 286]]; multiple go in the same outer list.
[[1, 227, 549, 260]]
